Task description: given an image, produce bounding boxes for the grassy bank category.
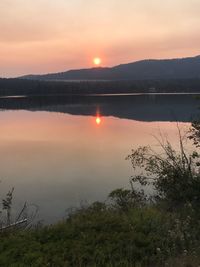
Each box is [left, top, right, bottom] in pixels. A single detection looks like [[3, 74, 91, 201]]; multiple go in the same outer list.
[[0, 197, 200, 267]]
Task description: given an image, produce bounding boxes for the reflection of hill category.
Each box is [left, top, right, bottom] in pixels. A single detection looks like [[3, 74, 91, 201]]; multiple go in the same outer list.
[[0, 95, 199, 122]]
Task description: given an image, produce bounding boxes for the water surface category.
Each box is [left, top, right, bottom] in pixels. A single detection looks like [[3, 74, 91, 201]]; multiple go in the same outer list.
[[0, 94, 198, 223]]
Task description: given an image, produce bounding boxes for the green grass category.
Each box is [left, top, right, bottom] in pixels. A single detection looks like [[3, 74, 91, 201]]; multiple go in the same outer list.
[[0, 201, 200, 267]]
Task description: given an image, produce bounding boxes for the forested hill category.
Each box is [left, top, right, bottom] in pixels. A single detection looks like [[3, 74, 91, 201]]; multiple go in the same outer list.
[[20, 55, 200, 81], [0, 78, 200, 96]]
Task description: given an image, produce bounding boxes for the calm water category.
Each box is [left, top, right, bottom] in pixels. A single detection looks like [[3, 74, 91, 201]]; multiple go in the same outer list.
[[0, 94, 199, 223]]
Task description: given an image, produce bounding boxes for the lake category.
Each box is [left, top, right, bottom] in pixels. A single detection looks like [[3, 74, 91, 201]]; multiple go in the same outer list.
[[0, 94, 199, 223]]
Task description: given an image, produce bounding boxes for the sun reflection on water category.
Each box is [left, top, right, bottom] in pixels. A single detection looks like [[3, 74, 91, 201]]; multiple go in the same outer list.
[[96, 116, 101, 125]]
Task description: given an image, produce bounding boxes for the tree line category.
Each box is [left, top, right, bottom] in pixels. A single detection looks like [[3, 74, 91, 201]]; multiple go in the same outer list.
[[1, 78, 200, 96]]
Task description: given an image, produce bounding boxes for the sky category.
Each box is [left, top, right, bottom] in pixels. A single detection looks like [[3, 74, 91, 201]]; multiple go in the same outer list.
[[0, 0, 200, 77]]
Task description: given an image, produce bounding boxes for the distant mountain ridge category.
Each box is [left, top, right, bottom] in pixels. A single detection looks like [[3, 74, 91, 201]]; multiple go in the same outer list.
[[20, 55, 200, 81]]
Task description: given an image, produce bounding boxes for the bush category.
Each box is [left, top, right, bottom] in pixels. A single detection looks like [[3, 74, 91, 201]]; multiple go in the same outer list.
[[126, 138, 200, 210]]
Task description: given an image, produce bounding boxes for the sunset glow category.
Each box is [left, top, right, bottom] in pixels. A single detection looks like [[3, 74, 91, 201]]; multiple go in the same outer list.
[[93, 57, 101, 66], [0, 0, 200, 77]]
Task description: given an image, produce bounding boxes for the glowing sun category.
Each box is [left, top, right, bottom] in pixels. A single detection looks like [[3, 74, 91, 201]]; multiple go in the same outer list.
[[93, 57, 101, 66]]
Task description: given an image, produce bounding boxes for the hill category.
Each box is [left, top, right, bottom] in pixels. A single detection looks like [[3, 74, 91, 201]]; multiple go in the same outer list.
[[20, 55, 200, 81]]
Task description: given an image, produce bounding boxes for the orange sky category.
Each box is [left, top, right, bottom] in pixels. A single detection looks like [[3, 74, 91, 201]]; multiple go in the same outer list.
[[0, 0, 200, 77]]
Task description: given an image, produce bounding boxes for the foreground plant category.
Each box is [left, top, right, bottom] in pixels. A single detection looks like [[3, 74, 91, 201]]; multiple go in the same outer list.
[[126, 134, 200, 209], [0, 188, 38, 231]]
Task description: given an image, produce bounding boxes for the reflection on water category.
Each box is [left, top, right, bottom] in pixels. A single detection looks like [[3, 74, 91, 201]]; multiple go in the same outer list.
[[0, 94, 198, 223], [96, 116, 101, 125], [0, 94, 199, 122]]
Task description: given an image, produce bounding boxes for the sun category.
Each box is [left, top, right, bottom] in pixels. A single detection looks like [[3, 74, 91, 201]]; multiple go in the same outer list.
[[93, 57, 101, 66]]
